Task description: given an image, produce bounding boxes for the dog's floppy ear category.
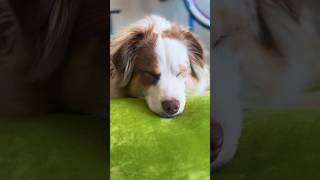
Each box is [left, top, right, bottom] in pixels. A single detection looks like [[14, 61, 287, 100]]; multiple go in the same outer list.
[[110, 26, 155, 87], [183, 30, 206, 78], [175, 26, 206, 80], [182, 28, 210, 94], [162, 25, 209, 94]]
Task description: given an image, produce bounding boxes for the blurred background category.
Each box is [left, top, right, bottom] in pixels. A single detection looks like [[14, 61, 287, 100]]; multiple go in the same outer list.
[[110, 0, 210, 64]]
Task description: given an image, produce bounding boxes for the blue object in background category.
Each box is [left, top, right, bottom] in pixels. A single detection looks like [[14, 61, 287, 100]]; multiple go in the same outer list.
[[189, 14, 195, 31], [183, 0, 210, 31]]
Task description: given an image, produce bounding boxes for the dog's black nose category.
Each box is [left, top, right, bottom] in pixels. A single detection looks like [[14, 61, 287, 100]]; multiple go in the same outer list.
[[162, 100, 180, 115]]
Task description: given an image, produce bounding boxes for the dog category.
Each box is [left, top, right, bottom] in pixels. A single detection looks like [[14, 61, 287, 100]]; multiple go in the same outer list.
[[0, 0, 107, 115], [110, 15, 209, 117], [212, 0, 320, 169]]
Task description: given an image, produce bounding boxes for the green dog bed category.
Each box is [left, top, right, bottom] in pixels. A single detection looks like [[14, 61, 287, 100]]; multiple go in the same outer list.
[[110, 96, 210, 180], [215, 109, 320, 180]]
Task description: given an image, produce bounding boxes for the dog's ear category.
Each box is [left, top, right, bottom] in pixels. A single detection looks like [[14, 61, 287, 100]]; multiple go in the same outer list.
[[163, 25, 209, 94], [110, 26, 155, 87], [162, 25, 206, 76], [177, 26, 206, 79], [182, 29, 210, 94]]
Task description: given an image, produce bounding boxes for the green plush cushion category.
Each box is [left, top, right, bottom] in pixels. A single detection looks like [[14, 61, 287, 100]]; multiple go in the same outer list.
[[110, 96, 210, 180], [215, 109, 320, 180], [0, 115, 107, 180]]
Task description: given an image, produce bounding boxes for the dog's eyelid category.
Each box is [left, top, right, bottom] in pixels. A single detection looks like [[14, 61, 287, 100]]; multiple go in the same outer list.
[[176, 67, 188, 77], [176, 71, 186, 78], [142, 71, 159, 75], [141, 71, 161, 79], [176, 72, 182, 77]]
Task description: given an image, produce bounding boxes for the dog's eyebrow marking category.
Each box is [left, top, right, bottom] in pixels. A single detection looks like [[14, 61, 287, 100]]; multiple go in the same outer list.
[[177, 64, 187, 71], [212, 34, 229, 50]]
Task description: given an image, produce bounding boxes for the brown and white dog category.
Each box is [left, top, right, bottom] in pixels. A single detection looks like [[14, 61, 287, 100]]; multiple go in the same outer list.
[[0, 0, 106, 115], [110, 15, 209, 117], [213, 0, 320, 170]]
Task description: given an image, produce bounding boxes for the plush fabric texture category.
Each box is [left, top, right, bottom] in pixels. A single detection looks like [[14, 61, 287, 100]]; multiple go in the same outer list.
[[110, 96, 210, 180], [215, 109, 320, 180], [0, 115, 107, 180]]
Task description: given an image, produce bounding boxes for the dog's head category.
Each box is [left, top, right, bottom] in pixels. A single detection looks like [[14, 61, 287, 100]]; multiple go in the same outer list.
[[110, 15, 208, 117]]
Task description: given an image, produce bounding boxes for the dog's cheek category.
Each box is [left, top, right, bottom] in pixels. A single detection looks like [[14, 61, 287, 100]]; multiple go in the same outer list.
[[145, 86, 163, 114], [128, 74, 145, 98]]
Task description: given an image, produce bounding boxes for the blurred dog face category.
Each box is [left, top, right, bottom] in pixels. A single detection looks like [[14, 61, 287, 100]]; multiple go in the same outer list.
[[110, 15, 209, 117], [212, 0, 320, 170]]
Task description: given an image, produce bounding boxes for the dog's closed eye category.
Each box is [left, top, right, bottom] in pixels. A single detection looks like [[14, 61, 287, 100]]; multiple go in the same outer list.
[[141, 71, 161, 84], [176, 70, 188, 78], [176, 64, 189, 78], [176, 72, 183, 77]]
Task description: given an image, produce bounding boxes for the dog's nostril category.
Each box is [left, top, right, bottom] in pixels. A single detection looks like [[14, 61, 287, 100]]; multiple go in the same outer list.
[[161, 100, 180, 115]]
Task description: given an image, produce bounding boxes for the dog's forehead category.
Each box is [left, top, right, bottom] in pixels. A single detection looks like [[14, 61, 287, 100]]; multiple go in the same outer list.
[[155, 37, 189, 70]]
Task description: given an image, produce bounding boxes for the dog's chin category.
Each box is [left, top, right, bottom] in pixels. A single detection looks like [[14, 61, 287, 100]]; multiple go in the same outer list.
[[154, 111, 182, 118]]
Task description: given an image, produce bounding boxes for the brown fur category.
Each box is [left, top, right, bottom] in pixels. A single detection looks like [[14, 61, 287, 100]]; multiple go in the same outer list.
[[255, 0, 303, 59], [128, 47, 160, 97], [110, 24, 159, 96]]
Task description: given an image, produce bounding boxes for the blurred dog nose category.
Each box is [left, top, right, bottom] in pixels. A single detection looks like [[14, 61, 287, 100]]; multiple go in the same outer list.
[[212, 119, 223, 162], [161, 99, 180, 115]]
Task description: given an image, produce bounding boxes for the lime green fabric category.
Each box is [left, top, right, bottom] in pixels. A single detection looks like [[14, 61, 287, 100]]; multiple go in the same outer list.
[[110, 96, 210, 180], [0, 115, 107, 180], [215, 109, 320, 180]]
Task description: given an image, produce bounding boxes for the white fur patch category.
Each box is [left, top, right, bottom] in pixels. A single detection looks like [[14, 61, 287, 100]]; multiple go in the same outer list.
[[127, 14, 172, 33], [146, 38, 189, 117]]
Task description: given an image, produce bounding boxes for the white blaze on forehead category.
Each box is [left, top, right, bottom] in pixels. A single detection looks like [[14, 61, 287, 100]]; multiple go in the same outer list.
[[155, 37, 189, 72], [145, 36, 189, 116], [163, 38, 189, 69], [130, 15, 171, 33], [149, 15, 172, 33]]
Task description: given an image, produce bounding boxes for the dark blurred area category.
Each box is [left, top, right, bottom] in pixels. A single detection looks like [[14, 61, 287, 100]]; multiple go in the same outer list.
[[212, 0, 320, 178], [0, 0, 107, 116], [0, 1, 109, 179]]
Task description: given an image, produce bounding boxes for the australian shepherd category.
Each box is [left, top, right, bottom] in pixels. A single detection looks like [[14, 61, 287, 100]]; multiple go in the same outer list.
[[110, 15, 209, 117], [212, 0, 320, 170]]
